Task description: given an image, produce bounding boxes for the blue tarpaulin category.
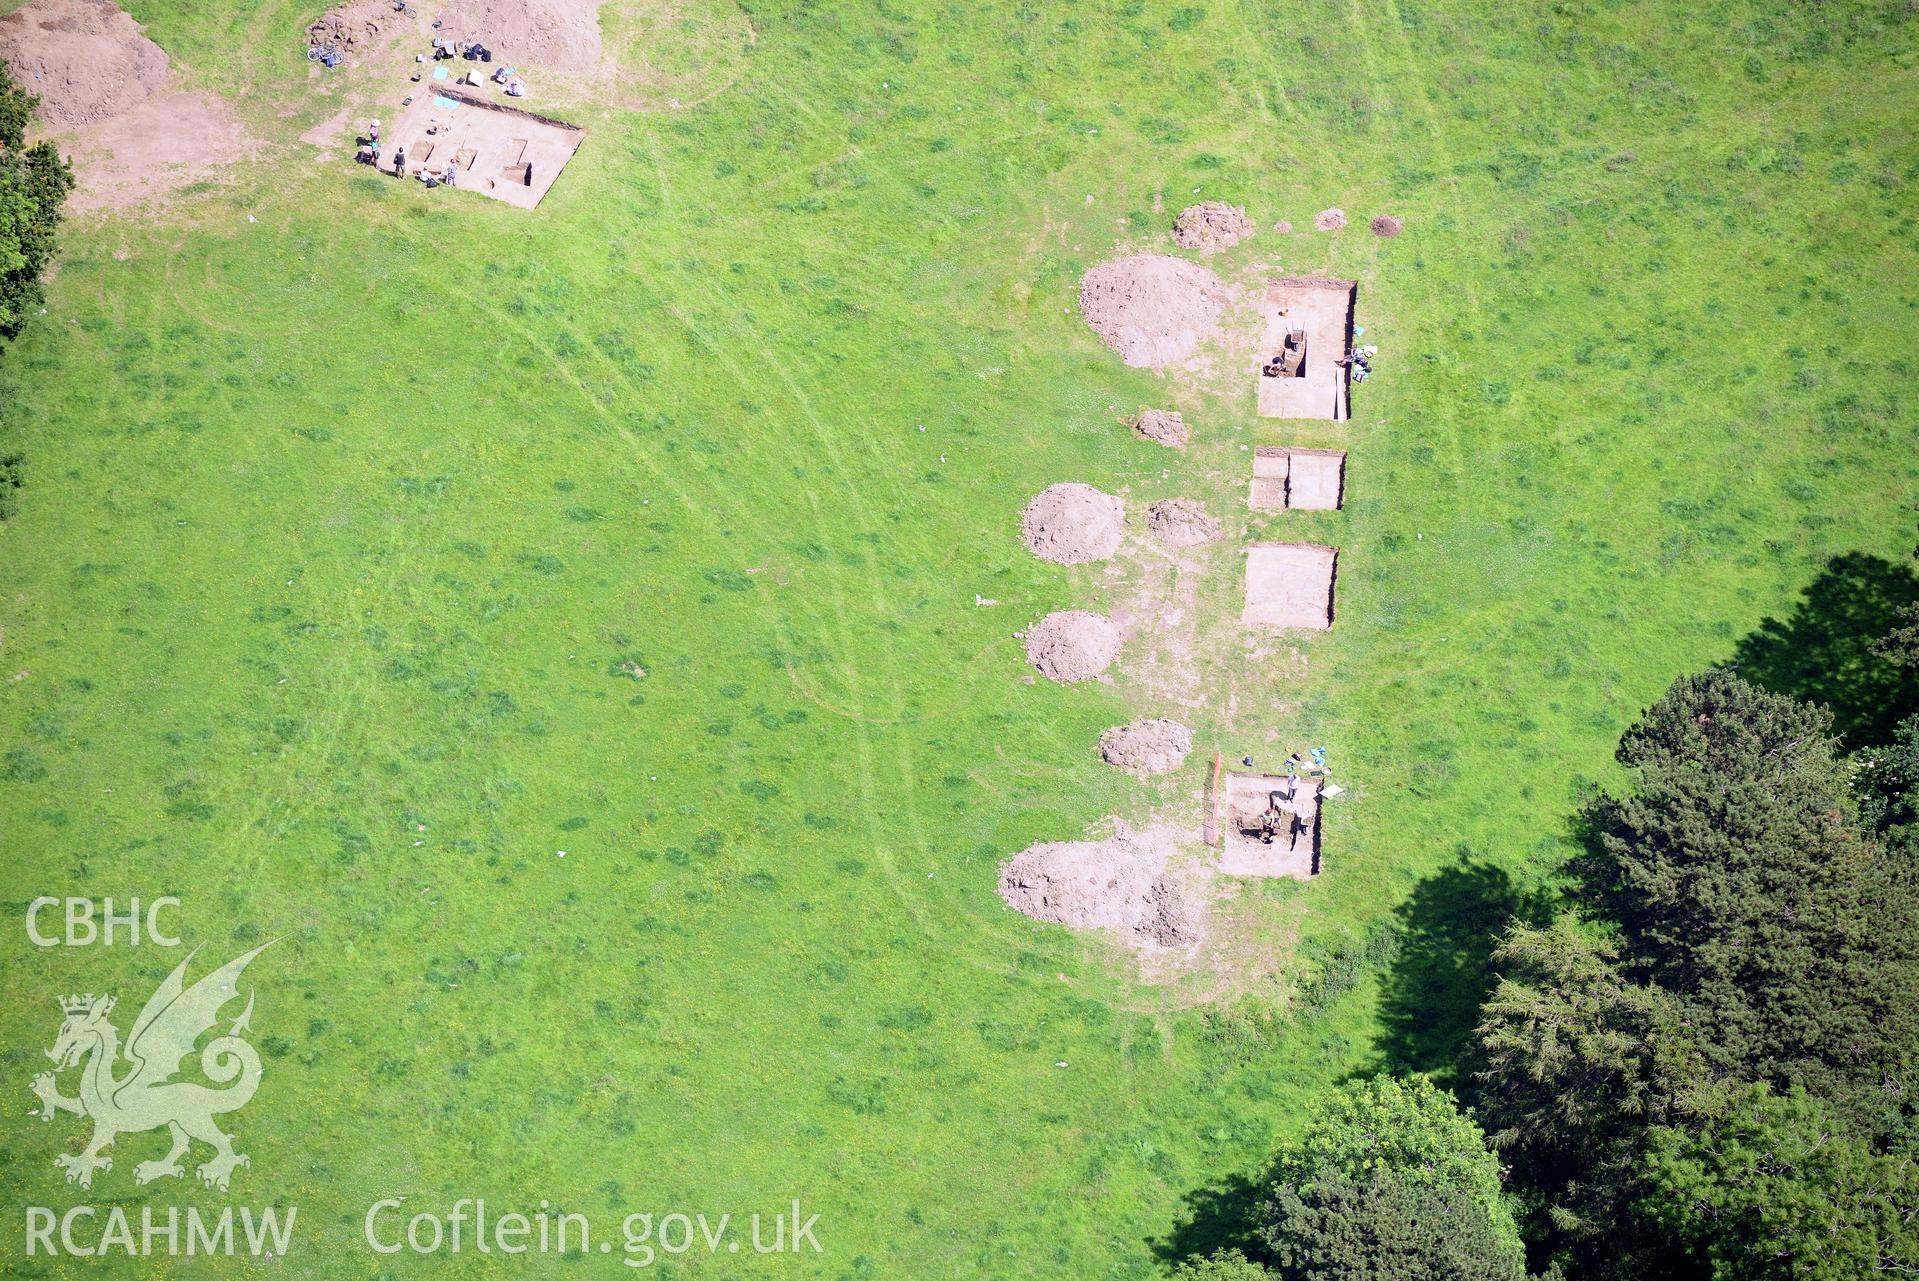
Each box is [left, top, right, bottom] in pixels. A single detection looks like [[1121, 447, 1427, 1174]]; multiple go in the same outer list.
[[432, 95, 460, 110]]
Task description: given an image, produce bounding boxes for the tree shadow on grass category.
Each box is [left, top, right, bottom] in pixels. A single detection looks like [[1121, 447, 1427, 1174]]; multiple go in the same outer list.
[[1733, 551, 1919, 747], [1374, 855, 1553, 1099], [1151, 1170, 1266, 1268]]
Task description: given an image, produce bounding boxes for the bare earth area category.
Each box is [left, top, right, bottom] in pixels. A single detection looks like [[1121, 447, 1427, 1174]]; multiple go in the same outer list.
[[998, 822, 1199, 951], [1021, 482, 1124, 565], [1079, 253, 1228, 370], [1243, 543, 1337, 631], [1023, 610, 1121, 682], [0, 0, 252, 214], [1099, 719, 1194, 776], [435, 0, 606, 77], [60, 91, 251, 214]]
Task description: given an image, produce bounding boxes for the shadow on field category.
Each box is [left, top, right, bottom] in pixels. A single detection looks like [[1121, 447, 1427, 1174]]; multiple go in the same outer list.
[[1733, 551, 1919, 747], [1153, 1171, 1266, 1268], [1373, 856, 1552, 1096]]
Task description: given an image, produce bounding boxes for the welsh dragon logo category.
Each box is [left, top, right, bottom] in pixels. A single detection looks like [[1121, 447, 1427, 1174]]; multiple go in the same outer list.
[[30, 942, 273, 1191]]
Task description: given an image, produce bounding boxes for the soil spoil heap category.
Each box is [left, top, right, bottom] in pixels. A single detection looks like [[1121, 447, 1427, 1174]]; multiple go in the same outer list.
[[1021, 483, 1124, 564], [1023, 610, 1121, 682], [1079, 254, 1228, 370], [998, 823, 1195, 949], [1172, 201, 1255, 253], [0, 0, 167, 128], [1098, 719, 1194, 775]]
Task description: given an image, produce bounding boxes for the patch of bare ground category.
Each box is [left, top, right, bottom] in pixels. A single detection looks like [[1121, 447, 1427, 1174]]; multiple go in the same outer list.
[[0, 0, 255, 215], [1022, 610, 1121, 683], [436, 0, 604, 76], [1171, 201, 1254, 253], [1099, 718, 1194, 775], [998, 821, 1203, 953], [1078, 253, 1228, 370], [59, 90, 252, 214]]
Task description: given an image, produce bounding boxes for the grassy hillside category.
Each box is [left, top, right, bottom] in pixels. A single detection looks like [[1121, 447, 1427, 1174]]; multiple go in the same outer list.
[[2, 0, 1915, 1275]]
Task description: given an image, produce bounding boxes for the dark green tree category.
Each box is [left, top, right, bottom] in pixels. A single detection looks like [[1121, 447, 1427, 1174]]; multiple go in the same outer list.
[[1264, 1169, 1526, 1281], [1255, 1075, 1525, 1281], [1474, 917, 1707, 1274], [1171, 1250, 1277, 1281], [1577, 670, 1919, 1117], [0, 57, 73, 345], [1642, 1084, 1919, 1281]]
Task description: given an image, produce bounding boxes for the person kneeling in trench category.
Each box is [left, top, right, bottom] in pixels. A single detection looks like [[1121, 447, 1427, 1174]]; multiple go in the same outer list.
[[1255, 792, 1289, 845]]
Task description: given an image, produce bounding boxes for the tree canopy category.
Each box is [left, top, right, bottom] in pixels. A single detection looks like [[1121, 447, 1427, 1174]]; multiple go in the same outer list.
[[1255, 1075, 1526, 1281], [0, 58, 73, 346]]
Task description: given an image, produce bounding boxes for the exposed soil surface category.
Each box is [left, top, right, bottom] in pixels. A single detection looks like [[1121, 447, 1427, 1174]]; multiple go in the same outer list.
[[1133, 408, 1189, 448], [1314, 207, 1347, 231], [1079, 254, 1228, 369], [0, 0, 253, 214], [1098, 719, 1194, 775], [436, 0, 605, 76], [1371, 214, 1404, 237], [1021, 483, 1124, 565], [998, 822, 1197, 949], [1023, 610, 1121, 682], [1171, 201, 1254, 253], [0, 0, 166, 128], [60, 90, 251, 214], [307, 0, 405, 62], [1146, 498, 1219, 548]]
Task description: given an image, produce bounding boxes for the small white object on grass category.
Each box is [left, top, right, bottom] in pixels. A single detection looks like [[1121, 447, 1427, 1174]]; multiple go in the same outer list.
[[557, 850, 567, 858], [1054, 1061, 1069, 1068]]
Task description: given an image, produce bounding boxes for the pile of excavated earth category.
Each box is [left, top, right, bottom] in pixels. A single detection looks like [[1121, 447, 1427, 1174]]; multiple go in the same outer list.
[[0, 0, 165, 127], [1021, 483, 1125, 565], [997, 823, 1197, 950], [1077, 253, 1229, 370], [1133, 408, 1189, 448], [0, 0, 250, 213], [1099, 719, 1194, 776], [1022, 610, 1122, 683], [1145, 498, 1218, 548], [1171, 201, 1255, 253]]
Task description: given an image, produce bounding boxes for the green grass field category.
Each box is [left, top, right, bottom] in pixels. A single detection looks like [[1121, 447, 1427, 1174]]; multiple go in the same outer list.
[[2, 0, 1917, 1275]]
